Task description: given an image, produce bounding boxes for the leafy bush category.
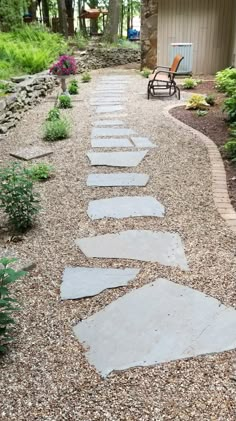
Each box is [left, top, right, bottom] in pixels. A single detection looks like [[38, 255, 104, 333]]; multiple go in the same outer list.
[[47, 107, 61, 121], [27, 163, 54, 181], [0, 257, 26, 354], [215, 68, 236, 96], [182, 78, 198, 89], [223, 94, 236, 123], [68, 79, 79, 95], [0, 163, 40, 232], [81, 72, 91, 83], [224, 140, 236, 159], [43, 118, 71, 141], [186, 94, 210, 110], [205, 94, 216, 106], [58, 95, 72, 109], [141, 67, 152, 78]]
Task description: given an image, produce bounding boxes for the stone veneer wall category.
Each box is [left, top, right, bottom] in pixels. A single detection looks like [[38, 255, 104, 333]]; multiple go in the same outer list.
[[141, 0, 158, 69], [0, 73, 57, 134], [75, 47, 140, 72]]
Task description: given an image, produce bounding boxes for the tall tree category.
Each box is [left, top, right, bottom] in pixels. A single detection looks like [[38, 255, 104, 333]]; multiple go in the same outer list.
[[57, 0, 68, 37], [42, 0, 50, 26], [104, 0, 120, 43]]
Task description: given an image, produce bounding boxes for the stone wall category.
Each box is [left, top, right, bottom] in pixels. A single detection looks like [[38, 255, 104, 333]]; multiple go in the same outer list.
[[0, 73, 57, 134], [141, 0, 158, 69], [75, 46, 140, 72]]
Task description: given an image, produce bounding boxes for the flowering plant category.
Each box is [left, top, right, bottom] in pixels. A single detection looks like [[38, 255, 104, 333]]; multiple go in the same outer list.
[[49, 55, 77, 76]]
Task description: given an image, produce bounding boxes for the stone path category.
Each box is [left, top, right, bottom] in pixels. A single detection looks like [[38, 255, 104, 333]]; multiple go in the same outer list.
[[61, 73, 236, 378]]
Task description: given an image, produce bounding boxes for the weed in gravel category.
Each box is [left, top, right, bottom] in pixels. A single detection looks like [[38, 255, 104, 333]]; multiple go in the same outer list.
[[81, 72, 91, 83], [47, 107, 61, 121], [68, 79, 79, 95], [141, 67, 152, 78], [27, 163, 54, 181], [43, 117, 71, 141]]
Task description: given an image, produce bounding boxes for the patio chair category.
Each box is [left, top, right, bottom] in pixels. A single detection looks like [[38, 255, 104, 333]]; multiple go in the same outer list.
[[147, 55, 184, 100]]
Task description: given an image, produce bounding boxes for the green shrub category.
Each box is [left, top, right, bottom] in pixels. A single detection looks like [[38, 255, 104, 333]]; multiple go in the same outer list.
[[205, 94, 216, 106], [43, 118, 71, 141], [215, 67, 236, 96], [182, 78, 198, 89], [58, 94, 72, 109], [0, 163, 40, 232], [196, 110, 208, 117], [223, 94, 236, 123], [81, 72, 91, 83], [68, 79, 79, 95], [224, 140, 236, 159], [186, 94, 210, 110], [47, 107, 61, 121], [27, 163, 54, 181], [141, 67, 152, 78], [0, 257, 26, 354]]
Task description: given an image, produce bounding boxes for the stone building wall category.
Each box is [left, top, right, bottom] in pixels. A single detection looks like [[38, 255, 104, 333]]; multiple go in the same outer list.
[[141, 0, 158, 69]]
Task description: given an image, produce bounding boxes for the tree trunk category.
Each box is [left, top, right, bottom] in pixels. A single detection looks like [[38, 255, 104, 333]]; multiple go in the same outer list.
[[42, 0, 50, 26], [126, 0, 130, 38], [57, 0, 68, 38], [104, 0, 120, 43], [28, 0, 38, 21]]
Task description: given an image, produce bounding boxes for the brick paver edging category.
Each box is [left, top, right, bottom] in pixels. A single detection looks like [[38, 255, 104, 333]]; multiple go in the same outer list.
[[163, 103, 236, 234]]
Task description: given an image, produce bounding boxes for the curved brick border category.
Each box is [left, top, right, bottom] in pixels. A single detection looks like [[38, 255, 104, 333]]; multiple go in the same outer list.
[[163, 103, 236, 234]]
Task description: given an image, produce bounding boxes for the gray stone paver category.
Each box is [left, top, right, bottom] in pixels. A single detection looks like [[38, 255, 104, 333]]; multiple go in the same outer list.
[[96, 105, 124, 113], [92, 127, 135, 137], [131, 137, 156, 148], [87, 196, 165, 219], [91, 138, 133, 148], [10, 146, 53, 161], [93, 120, 125, 126], [73, 278, 236, 377], [87, 173, 149, 187], [87, 151, 147, 167], [61, 267, 140, 300], [76, 230, 188, 270]]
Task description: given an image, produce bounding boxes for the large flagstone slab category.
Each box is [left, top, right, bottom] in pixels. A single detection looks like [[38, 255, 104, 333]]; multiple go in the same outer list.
[[92, 127, 135, 137], [91, 138, 133, 148], [87, 196, 165, 219], [96, 105, 124, 113], [93, 120, 124, 127], [76, 230, 188, 270], [10, 146, 53, 161], [61, 267, 140, 300], [87, 173, 149, 187], [74, 278, 236, 377], [87, 151, 147, 167], [90, 101, 123, 106], [131, 137, 156, 148]]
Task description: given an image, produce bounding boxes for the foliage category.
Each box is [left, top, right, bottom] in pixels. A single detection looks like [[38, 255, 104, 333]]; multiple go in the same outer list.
[[58, 94, 72, 108], [0, 0, 25, 30], [0, 25, 67, 80], [141, 67, 152, 78], [224, 140, 236, 159], [182, 78, 198, 89], [215, 68, 236, 96], [81, 72, 91, 83], [186, 94, 210, 110], [27, 163, 54, 181], [47, 107, 61, 121], [68, 79, 79, 95], [205, 94, 216, 106], [43, 117, 71, 141], [0, 163, 40, 232], [50, 55, 77, 76], [223, 94, 236, 123], [196, 110, 208, 117], [74, 31, 89, 50], [0, 257, 26, 354]]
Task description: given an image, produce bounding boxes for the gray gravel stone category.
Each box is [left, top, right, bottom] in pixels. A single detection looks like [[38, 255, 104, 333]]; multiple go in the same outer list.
[[87, 151, 148, 167], [87, 173, 149, 187], [61, 267, 140, 300]]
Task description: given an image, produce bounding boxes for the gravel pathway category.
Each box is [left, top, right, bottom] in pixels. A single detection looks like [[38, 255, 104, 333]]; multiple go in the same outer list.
[[0, 68, 236, 420]]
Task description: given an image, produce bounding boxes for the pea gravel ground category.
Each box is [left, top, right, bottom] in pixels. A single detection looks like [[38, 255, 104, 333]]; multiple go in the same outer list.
[[0, 68, 236, 420]]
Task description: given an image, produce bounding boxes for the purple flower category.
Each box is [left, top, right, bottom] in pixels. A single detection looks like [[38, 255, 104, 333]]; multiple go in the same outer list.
[[49, 55, 77, 76]]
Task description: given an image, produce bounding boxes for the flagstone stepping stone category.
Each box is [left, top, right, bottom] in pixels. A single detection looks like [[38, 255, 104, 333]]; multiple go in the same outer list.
[[87, 173, 149, 187], [10, 146, 53, 161], [74, 278, 236, 377], [91, 138, 133, 148], [91, 100, 123, 105], [131, 137, 156, 148], [96, 105, 124, 113], [87, 151, 147, 167], [93, 120, 124, 126], [61, 267, 140, 300], [92, 127, 135, 137], [76, 230, 188, 270], [88, 196, 165, 219]]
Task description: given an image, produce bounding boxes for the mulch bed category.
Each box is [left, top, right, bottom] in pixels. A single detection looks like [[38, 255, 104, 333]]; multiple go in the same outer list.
[[171, 81, 236, 210]]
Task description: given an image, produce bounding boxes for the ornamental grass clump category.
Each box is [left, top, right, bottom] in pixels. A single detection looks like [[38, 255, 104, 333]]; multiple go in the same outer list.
[[49, 55, 77, 76], [58, 94, 72, 109], [68, 79, 79, 95], [0, 163, 40, 232], [81, 71, 91, 83], [0, 257, 27, 354], [182, 78, 198, 89], [43, 117, 71, 141]]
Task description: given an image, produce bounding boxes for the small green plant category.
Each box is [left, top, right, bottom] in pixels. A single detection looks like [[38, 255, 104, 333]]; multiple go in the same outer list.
[[186, 94, 210, 110], [58, 94, 72, 109], [81, 72, 91, 83], [0, 163, 40, 232], [196, 110, 208, 117], [0, 257, 26, 354], [43, 117, 71, 141], [27, 163, 54, 181], [47, 107, 61, 121], [223, 94, 236, 123], [224, 140, 236, 159], [141, 67, 152, 78], [205, 94, 216, 106], [68, 79, 79, 95], [182, 78, 198, 89]]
